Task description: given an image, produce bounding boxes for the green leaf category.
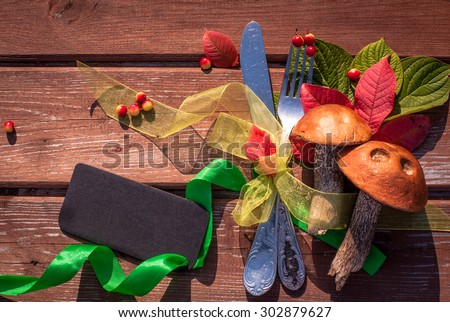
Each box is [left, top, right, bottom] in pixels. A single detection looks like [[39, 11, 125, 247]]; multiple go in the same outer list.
[[313, 39, 354, 101], [388, 56, 450, 119], [352, 38, 403, 94]]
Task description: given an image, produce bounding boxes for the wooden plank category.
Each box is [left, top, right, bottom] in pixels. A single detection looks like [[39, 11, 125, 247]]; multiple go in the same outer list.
[[0, 67, 449, 187], [0, 195, 449, 302], [0, 1, 449, 62]]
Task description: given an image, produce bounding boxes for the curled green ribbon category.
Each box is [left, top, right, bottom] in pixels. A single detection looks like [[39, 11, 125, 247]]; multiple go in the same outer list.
[[0, 159, 246, 297], [0, 245, 188, 297]]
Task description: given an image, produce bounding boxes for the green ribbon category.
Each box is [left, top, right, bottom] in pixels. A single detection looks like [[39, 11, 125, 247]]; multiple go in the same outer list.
[[0, 159, 246, 296], [0, 245, 187, 296], [188, 159, 248, 268]]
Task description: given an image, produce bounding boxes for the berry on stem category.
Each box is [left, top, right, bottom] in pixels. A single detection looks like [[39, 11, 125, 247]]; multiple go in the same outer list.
[[142, 99, 154, 112], [135, 92, 147, 104], [348, 68, 361, 81], [291, 35, 304, 47], [199, 57, 212, 70], [115, 104, 128, 118], [304, 33, 315, 46], [128, 103, 141, 117], [4, 120, 14, 133], [306, 45, 316, 57]]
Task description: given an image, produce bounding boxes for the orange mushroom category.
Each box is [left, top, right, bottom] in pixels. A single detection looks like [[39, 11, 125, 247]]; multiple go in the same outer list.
[[291, 104, 371, 235], [329, 141, 428, 290]]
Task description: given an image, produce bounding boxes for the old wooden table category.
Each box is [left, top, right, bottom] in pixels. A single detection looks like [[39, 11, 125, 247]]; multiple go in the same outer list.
[[0, 0, 449, 302]]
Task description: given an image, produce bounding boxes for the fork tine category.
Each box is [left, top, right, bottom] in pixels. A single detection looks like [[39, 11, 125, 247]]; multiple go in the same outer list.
[[289, 46, 301, 97], [280, 44, 294, 97], [294, 48, 308, 98]]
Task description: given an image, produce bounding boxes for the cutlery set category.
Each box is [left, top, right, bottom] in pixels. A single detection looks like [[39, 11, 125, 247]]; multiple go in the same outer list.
[[240, 21, 314, 296]]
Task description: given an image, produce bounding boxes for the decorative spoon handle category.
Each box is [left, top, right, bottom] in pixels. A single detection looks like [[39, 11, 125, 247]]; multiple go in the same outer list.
[[277, 196, 305, 290], [243, 203, 277, 296]]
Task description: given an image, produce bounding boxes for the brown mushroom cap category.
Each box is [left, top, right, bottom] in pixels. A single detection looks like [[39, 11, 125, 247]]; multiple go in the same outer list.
[[337, 141, 428, 212], [291, 104, 371, 146]]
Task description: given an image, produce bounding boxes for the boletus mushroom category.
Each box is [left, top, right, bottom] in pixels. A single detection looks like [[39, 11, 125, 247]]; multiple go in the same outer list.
[[291, 104, 371, 235], [329, 140, 428, 290]]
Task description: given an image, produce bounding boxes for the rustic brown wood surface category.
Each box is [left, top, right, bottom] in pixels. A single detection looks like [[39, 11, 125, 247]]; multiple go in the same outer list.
[[0, 0, 449, 302], [0, 0, 449, 61]]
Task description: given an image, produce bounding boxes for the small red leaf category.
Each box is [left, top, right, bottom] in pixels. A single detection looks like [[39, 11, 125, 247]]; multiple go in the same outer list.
[[202, 31, 239, 68], [244, 125, 276, 161], [372, 114, 432, 151], [354, 56, 396, 134], [290, 133, 315, 164], [301, 84, 354, 113]]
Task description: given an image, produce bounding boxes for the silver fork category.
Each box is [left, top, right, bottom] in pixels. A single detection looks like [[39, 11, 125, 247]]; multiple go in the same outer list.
[[278, 43, 313, 134], [276, 43, 314, 291]]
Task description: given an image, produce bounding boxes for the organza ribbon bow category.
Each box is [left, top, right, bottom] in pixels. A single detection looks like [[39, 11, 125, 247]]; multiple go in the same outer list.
[[207, 88, 357, 228]]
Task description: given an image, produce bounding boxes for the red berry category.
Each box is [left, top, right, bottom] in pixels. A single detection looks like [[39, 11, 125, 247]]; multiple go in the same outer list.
[[116, 104, 128, 117], [135, 92, 147, 104], [128, 103, 140, 117], [199, 57, 212, 70], [306, 45, 316, 57], [4, 120, 14, 133], [115, 104, 128, 117], [347, 68, 361, 81], [304, 33, 315, 46], [291, 35, 304, 47], [142, 99, 154, 112]]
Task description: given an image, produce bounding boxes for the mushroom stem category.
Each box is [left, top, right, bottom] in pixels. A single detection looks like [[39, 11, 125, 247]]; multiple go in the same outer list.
[[328, 190, 382, 291], [307, 144, 344, 235]]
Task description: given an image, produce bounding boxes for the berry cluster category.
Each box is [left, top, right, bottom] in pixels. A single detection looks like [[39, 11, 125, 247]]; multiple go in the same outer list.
[[291, 32, 362, 81], [291, 32, 316, 57], [115, 92, 154, 118]]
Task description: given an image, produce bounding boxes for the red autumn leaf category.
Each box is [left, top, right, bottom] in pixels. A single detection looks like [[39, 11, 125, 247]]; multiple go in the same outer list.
[[244, 125, 276, 161], [372, 114, 432, 151], [290, 133, 315, 164], [202, 31, 239, 68], [301, 84, 354, 113], [354, 56, 396, 134]]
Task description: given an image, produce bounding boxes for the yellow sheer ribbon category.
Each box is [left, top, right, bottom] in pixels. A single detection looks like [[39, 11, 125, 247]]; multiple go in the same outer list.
[[77, 61, 450, 231], [208, 112, 357, 227], [77, 61, 255, 138]]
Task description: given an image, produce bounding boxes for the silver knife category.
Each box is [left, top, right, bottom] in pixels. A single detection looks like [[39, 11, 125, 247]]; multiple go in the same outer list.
[[240, 21, 278, 296], [240, 21, 275, 116]]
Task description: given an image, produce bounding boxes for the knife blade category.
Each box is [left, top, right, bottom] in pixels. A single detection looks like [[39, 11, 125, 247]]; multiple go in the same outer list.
[[240, 21, 275, 115], [240, 21, 278, 297]]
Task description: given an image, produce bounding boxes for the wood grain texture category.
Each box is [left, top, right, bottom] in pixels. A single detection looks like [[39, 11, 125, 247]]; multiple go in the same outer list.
[[0, 0, 449, 304], [0, 67, 448, 187], [0, 0, 449, 62], [0, 196, 449, 302]]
